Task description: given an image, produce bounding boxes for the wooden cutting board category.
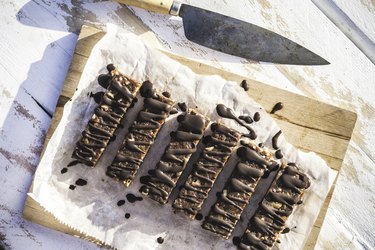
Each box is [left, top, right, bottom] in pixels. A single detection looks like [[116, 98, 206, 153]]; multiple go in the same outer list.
[[23, 20, 357, 250]]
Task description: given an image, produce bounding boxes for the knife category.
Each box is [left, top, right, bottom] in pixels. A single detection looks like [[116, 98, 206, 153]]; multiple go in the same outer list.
[[115, 0, 329, 65]]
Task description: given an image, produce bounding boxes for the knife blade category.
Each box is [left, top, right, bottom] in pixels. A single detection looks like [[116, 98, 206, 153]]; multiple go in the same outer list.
[[115, 0, 329, 65]]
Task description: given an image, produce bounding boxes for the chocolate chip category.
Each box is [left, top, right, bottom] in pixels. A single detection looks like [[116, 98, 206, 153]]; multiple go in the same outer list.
[[90, 91, 104, 104], [125, 213, 130, 219], [232, 236, 241, 246], [177, 102, 187, 112], [157, 237, 164, 244], [69, 185, 76, 190], [60, 168, 68, 174], [195, 213, 203, 221], [253, 112, 260, 122], [98, 74, 111, 89], [75, 178, 87, 186], [162, 91, 171, 98], [275, 149, 283, 159], [271, 102, 284, 114], [67, 161, 80, 167], [117, 200, 126, 206], [107, 64, 115, 72], [126, 193, 143, 203], [240, 80, 249, 91]]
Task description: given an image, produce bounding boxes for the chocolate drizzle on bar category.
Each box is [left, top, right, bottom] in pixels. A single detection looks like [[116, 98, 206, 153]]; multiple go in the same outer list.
[[238, 163, 310, 250], [216, 104, 257, 140], [272, 130, 282, 150], [202, 143, 278, 239], [70, 65, 141, 167], [140, 111, 208, 204], [172, 123, 241, 218], [106, 81, 174, 186]]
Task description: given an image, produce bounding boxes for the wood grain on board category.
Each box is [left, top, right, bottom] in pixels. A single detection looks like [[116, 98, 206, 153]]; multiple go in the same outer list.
[[23, 24, 356, 250]]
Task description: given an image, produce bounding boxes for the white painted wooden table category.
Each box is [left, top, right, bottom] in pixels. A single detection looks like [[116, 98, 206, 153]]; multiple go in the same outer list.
[[0, 0, 374, 249]]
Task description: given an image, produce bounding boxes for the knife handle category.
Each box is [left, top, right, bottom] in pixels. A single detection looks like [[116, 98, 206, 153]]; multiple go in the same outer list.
[[115, 0, 175, 14]]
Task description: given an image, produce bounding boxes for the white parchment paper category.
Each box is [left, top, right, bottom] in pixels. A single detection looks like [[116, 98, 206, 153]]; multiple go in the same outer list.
[[30, 24, 336, 250]]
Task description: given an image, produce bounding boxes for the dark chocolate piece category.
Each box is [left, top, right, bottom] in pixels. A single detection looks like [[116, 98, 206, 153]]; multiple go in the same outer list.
[[69, 185, 76, 190], [270, 102, 284, 114], [195, 213, 203, 221], [275, 149, 283, 159], [202, 143, 276, 239], [126, 193, 143, 203], [117, 200, 126, 206], [272, 130, 282, 150], [178, 102, 187, 112], [173, 123, 241, 218], [239, 115, 253, 124], [71, 66, 141, 167], [61, 168, 68, 174], [140, 111, 208, 204], [90, 91, 105, 104], [75, 178, 87, 186], [253, 112, 260, 122], [125, 213, 130, 219], [157, 237, 164, 244], [238, 163, 310, 250], [216, 104, 257, 140], [106, 81, 174, 186], [240, 80, 249, 91]]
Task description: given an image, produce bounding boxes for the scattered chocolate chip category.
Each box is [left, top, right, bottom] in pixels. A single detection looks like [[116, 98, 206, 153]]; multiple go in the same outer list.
[[61, 168, 68, 174], [69, 185, 76, 190], [75, 178, 87, 186], [297, 200, 303, 205], [276, 239, 281, 243], [67, 161, 80, 167], [157, 237, 164, 244], [117, 200, 126, 206], [275, 149, 283, 159], [177, 102, 187, 112], [240, 79, 249, 91], [272, 130, 282, 150], [258, 143, 264, 148], [281, 228, 290, 234], [107, 63, 115, 72], [126, 193, 143, 203], [162, 91, 171, 98], [125, 213, 130, 219], [271, 102, 284, 114], [195, 213, 203, 221], [232, 236, 241, 246], [253, 112, 260, 122]]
